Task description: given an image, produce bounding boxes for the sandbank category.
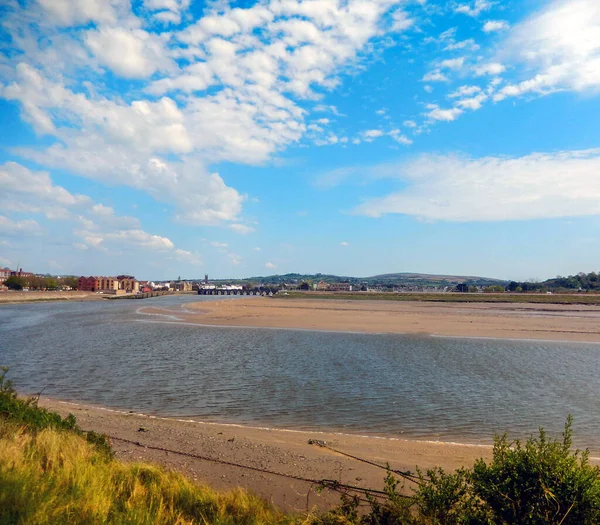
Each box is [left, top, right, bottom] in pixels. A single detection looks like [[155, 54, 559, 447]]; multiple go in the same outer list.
[[140, 297, 600, 342]]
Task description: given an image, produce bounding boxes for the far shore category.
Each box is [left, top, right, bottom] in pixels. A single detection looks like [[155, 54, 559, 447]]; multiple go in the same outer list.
[[0, 290, 101, 304], [39, 397, 494, 512], [140, 297, 600, 342]]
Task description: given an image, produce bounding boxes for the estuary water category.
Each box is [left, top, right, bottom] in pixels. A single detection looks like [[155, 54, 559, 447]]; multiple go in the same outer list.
[[2, 294, 600, 451]]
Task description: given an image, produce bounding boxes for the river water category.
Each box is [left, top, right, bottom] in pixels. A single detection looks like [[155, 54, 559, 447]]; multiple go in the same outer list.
[[2, 294, 600, 451]]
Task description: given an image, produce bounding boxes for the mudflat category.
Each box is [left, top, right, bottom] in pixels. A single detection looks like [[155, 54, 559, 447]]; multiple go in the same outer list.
[[141, 297, 600, 342], [39, 398, 493, 513]]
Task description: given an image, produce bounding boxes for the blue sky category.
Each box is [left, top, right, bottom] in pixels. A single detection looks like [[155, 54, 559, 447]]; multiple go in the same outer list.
[[1, 0, 599, 281]]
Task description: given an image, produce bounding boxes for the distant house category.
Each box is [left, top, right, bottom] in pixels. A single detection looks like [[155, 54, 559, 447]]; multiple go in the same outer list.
[[0, 268, 11, 284], [117, 275, 139, 293], [328, 283, 353, 292], [316, 280, 328, 291], [172, 281, 192, 292]]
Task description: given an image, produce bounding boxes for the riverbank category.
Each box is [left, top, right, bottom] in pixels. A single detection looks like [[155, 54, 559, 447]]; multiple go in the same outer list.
[[38, 398, 493, 512], [0, 290, 101, 304], [142, 297, 600, 342]]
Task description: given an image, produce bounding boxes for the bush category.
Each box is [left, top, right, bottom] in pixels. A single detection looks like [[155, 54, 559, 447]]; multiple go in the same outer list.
[[327, 417, 600, 525]]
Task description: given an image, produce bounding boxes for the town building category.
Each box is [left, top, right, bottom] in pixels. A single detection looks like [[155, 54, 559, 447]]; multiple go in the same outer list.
[[172, 280, 192, 292], [328, 283, 353, 292], [0, 268, 11, 284], [78, 276, 99, 291], [117, 275, 139, 293], [316, 280, 328, 291]]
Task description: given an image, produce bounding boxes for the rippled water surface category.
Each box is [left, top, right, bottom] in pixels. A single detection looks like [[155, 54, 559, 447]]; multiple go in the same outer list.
[[2, 295, 600, 450]]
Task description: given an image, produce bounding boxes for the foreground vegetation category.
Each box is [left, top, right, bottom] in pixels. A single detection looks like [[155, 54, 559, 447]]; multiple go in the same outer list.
[[2, 367, 600, 524], [278, 291, 600, 305]]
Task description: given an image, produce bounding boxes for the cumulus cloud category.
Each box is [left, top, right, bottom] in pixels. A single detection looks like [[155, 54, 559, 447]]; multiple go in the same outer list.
[[37, 0, 129, 26], [422, 70, 448, 82], [473, 62, 506, 76], [144, 0, 190, 24], [0, 161, 90, 219], [85, 27, 174, 79], [454, 0, 494, 17], [440, 57, 465, 70], [483, 20, 509, 32], [265, 262, 276, 269], [425, 105, 463, 121], [353, 149, 600, 222]]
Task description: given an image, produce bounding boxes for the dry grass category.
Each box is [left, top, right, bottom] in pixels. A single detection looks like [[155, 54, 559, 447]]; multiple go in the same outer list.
[[0, 422, 296, 525]]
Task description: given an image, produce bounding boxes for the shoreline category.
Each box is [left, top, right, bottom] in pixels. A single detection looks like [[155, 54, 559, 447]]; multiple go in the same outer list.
[[38, 396, 496, 512], [36, 397, 600, 512], [138, 297, 600, 343]]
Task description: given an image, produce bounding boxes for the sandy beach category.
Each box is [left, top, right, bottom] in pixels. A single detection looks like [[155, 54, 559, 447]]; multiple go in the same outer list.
[[39, 398, 494, 513], [141, 297, 600, 342]]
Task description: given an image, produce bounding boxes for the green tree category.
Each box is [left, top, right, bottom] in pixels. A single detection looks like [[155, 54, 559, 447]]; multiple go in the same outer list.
[[4, 275, 24, 290]]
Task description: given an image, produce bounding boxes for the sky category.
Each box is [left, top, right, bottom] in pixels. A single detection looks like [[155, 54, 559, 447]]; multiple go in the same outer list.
[[0, 0, 599, 281]]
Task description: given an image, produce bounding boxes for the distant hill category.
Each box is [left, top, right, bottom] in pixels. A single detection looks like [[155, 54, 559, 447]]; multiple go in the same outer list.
[[367, 273, 506, 284], [206, 272, 506, 287]]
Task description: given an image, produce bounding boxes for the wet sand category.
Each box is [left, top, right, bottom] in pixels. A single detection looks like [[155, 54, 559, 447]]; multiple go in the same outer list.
[[39, 398, 494, 513], [141, 297, 600, 342]]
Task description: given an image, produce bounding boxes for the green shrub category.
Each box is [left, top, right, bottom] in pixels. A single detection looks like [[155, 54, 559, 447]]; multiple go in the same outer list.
[[326, 417, 600, 525]]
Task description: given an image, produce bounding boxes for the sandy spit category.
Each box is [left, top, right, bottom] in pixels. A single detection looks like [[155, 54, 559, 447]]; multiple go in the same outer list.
[[140, 297, 600, 343]]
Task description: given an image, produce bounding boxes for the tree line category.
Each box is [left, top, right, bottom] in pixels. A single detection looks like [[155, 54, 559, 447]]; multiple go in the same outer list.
[[4, 275, 78, 291]]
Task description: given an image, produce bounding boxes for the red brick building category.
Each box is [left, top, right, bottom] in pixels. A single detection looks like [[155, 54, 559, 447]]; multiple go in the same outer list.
[[77, 276, 100, 292]]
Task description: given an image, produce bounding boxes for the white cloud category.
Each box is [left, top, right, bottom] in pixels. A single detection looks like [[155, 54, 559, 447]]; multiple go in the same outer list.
[[473, 62, 506, 76], [340, 241, 349, 246], [144, 0, 190, 24], [403, 120, 417, 128], [0, 161, 90, 219], [265, 262, 276, 269], [495, 0, 600, 100], [440, 57, 465, 70], [456, 93, 487, 110], [103, 230, 175, 251], [229, 223, 255, 234], [422, 70, 448, 82], [425, 105, 463, 121], [454, 0, 494, 17], [361, 129, 384, 142], [174, 248, 202, 264], [483, 20, 509, 32], [0, 215, 42, 236], [37, 0, 128, 26], [85, 27, 174, 79], [448, 85, 482, 98], [353, 149, 600, 222], [389, 129, 413, 145], [444, 39, 480, 52], [211, 241, 228, 251], [391, 9, 414, 32]]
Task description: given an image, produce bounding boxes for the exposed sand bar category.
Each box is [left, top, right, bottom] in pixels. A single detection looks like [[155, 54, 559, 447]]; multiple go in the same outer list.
[[141, 297, 600, 342], [39, 398, 494, 512]]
